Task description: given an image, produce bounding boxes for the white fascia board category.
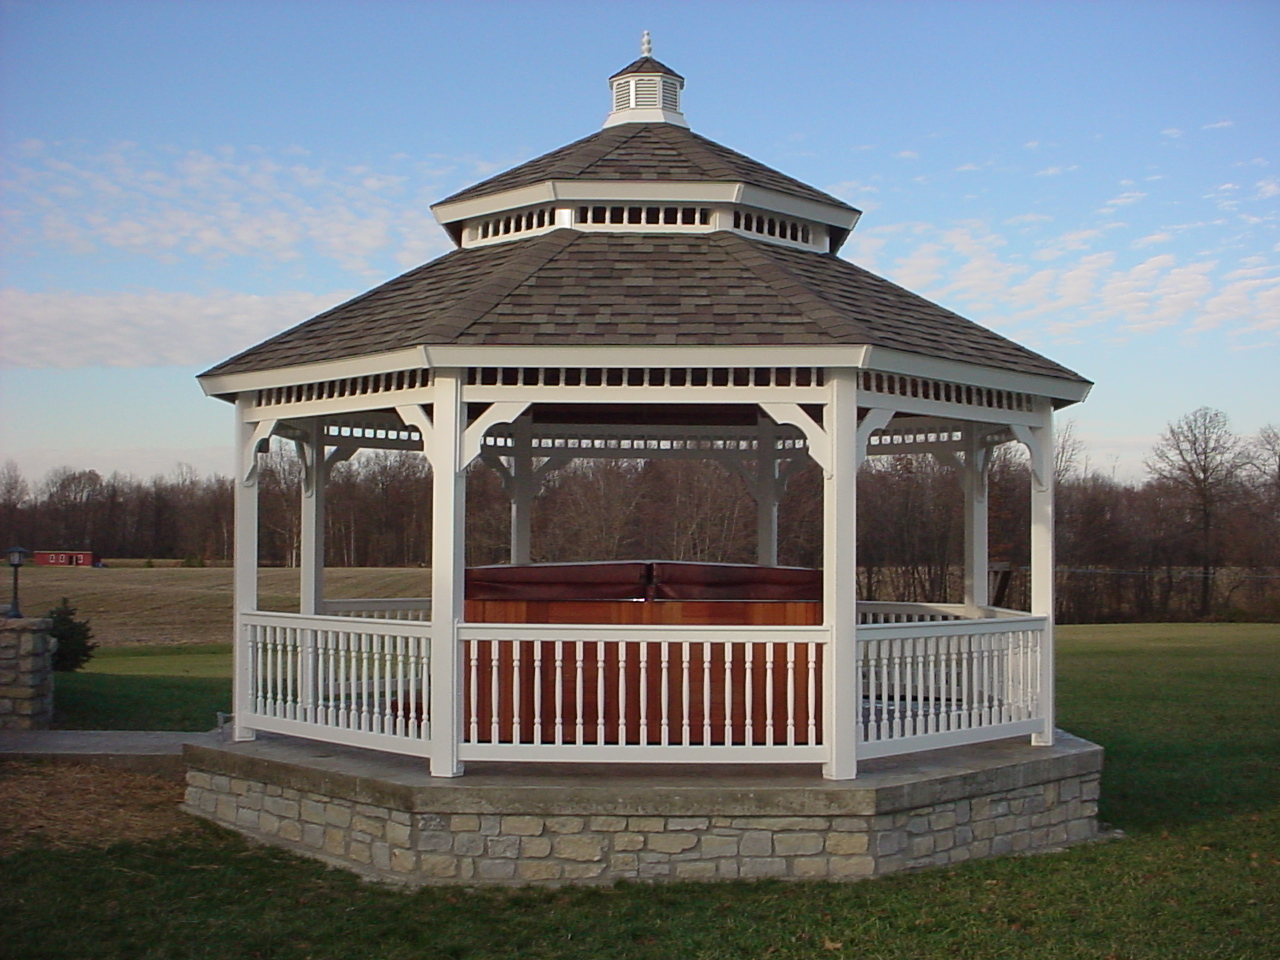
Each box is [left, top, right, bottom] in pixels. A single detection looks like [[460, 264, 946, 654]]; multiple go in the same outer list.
[[198, 347, 429, 399], [433, 180, 860, 230], [432, 184, 558, 223], [737, 185, 860, 229], [432, 181, 742, 224], [603, 107, 690, 128], [424, 344, 870, 368], [860, 347, 1093, 405], [551, 181, 741, 203]]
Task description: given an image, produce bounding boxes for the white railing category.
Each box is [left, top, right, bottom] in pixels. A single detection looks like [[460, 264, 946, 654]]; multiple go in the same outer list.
[[856, 616, 1046, 759], [242, 612, 433, 757], [858, 601, 966, 624], [456, 623, 828, 762], [236, 608, 1047, 768], [321, 598, 432, 621]]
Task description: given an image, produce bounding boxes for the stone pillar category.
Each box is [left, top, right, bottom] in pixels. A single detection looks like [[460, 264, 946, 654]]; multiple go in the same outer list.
[[0, 618, 55, 730]]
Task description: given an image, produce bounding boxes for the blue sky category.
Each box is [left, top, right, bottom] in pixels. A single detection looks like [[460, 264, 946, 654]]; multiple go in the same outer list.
[[1, 0, 1277, 481]]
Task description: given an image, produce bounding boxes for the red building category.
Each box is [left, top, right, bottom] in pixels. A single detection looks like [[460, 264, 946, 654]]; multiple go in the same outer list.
[[33, 551, 98, 567]]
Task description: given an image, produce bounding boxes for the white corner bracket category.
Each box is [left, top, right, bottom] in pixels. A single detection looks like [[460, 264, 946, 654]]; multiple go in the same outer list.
[[1009, 423, 1049, 491], [758, 403, 831, 475], [463, 402, 532, 467], [241, 419, 277, 484], [855, 408, 895, 467], [396, 401, 533, 472]]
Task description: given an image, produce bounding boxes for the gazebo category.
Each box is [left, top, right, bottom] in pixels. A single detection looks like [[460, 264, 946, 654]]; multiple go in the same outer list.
[[198, 42, 1091, 791]]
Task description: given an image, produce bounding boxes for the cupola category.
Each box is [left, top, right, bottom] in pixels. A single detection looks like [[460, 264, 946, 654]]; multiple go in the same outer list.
[[604, 32, 688, 129]]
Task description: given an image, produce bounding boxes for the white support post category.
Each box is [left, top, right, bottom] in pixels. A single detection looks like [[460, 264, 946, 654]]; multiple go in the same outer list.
[[298, 419, 326, 617], [426, 370, 466, 777], [232, 395, 262, 742], [823, 369, 859, 780], [756, 418, 779, 567], [963, 430, 990, 617], [1025, 409, 1056, 746], [510, 415, 534, 565]]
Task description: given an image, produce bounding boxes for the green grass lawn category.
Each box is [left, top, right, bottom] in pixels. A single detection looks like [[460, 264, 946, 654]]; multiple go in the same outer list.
[[53, 644, 232, 732], [7, 623, 1278, 959]]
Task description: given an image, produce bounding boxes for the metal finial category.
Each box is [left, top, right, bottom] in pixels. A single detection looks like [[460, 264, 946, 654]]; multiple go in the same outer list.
[[641, 31, 652, 57]]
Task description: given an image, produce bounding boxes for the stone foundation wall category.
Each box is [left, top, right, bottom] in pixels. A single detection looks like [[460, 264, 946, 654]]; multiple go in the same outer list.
[[184, 753, 1101, 886], [0, 619, 54, 730]]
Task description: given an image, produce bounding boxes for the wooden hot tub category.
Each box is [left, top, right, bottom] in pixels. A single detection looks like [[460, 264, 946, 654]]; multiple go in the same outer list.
[[461, 562, 824, 747], [465, 560, 823, 625]]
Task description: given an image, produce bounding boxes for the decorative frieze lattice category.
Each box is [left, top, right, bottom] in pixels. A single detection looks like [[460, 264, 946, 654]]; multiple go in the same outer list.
[[255, 369, 432, 408], [465, 367, 825, 388], [733, 209, 813, 245], [859, 371, 1034, 413], [576, 205, 710, 226], [323, 421, 422, 444], [866, 428, 964, 450], [475, 206, 558, 241]]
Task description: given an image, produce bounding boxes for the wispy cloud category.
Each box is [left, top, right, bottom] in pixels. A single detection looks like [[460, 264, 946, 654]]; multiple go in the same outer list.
[[894, 150, 920, 161], [3, 141, 462, 275], [844, 213, 1277, 351], [1005, 213, 1053, 226], [1161, 128, 1183, 138], [1035, 165, 1079, 177], [1201, 120, 1234, 130], [0, 288, 354, 367], [1097, 191, 1147, 214]]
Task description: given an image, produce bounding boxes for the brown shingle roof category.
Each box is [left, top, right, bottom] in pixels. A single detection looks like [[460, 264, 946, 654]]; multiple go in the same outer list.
[[437, 124, 856, 212], [202, 231, 1086, 384]]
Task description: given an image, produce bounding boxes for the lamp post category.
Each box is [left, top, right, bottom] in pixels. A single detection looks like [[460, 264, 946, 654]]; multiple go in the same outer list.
[[6, 547, 28, 619]]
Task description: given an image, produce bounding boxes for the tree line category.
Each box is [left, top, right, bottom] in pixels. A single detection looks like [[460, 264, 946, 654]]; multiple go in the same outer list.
[[2, 407, 1276, 623]]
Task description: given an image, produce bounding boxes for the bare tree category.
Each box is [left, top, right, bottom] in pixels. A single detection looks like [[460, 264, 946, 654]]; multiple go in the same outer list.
[[1144, 407, 1250, 616], [1054, 418, 1085, 484]]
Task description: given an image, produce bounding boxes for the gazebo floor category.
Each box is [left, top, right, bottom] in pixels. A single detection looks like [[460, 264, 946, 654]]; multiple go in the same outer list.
[[183, 731, 1103, 886]]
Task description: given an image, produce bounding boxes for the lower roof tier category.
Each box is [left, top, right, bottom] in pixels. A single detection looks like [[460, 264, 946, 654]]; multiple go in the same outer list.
[[203, 230, 1086, 387]]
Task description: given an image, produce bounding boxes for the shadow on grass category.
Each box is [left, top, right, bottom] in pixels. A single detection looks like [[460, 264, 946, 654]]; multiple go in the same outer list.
[[53, 673, 230, 732]]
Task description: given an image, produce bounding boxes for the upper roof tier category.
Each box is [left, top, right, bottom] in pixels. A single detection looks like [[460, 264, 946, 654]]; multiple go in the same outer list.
[[437, 123, 854, 212], [431, 40, 860, 254]]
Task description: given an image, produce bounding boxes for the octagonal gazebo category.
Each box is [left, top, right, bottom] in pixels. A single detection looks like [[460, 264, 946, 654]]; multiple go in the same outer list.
[[199, 47, 1090, 783]]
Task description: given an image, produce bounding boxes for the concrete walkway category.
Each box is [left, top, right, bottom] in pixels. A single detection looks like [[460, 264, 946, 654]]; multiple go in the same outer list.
[[0, 729, 222, 780]]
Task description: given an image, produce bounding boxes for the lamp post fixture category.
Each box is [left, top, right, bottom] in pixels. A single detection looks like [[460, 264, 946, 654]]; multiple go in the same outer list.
[[6, 547, 29, 619]]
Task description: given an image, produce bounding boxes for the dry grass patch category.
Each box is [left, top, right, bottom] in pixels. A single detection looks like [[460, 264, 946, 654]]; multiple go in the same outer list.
[[0, 761, 197, 852], [20, 565, 430, 646]]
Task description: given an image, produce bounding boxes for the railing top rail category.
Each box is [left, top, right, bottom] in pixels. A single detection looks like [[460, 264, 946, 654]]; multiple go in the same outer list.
[[458, 622, 829, 643], [242, 611, 434, 636], [323, 597, 431, 609], [859, 615, 1046, 640], [856, 601, 967, 614]]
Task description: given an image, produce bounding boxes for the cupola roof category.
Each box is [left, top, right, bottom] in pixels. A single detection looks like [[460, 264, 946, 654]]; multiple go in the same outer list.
[[610, 56, 684, 80]]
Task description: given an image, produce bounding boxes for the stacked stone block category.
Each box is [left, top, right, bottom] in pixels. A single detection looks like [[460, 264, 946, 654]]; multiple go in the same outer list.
[[184, 759, 1100, 886], [0, 619, 54, 730]]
